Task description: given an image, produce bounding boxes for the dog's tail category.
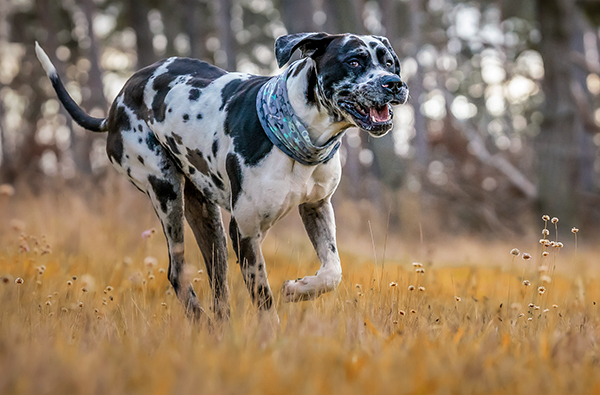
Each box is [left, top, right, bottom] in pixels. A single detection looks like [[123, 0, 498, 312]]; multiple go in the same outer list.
[[35, 42, 107, 133]]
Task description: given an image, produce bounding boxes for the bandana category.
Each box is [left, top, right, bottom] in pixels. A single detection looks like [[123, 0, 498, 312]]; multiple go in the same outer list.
[[256, 69, 343, 166]]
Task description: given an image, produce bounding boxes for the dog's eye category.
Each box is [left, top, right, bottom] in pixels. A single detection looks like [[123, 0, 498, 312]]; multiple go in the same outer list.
[[348, 60, 360, 68]]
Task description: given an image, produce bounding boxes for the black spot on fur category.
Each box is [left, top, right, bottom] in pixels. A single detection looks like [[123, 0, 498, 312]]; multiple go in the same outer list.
[[211, 174, 224, 190], [172, 133, 183, 144], [138, 124, 143, 132], [305, 65, 318, 105], [146, 133, 160, 153], [223, 76, 273, 166], [188, 88, 200, 101], [105, 104, 132, 165], [138, 137, 143, 143], [147, 175, 177, 213], [137, 155, 145, 165], [196, 113, 203, 120], [189, 166, 196, 174], [152, 73, 174, 123], [121, 60, 165, 121], [220, 79, 244, 111], [166, 135, 181, 155], [329, 243, 336, 253], [226, 153, 243, 208], [292, 59, 307, 78], [183, 114, 189, 121], [186, 149, 209, 175], [211, 139, 219, 157]]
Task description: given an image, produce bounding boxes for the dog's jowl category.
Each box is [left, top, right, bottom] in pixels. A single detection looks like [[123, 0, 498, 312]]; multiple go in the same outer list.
[[36, 32, 408, 322]]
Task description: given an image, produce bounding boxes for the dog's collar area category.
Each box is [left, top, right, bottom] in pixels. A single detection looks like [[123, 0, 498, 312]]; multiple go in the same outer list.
[[256, 69, 343, 166]]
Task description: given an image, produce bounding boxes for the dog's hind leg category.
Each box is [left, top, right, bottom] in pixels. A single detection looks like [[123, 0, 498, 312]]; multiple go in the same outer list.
[[282, 199, 342, 302], [183, 179, 230, 320], [146, 169, 208, 323]]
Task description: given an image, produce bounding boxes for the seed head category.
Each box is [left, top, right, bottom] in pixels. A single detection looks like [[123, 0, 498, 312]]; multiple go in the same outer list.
[[66, 280, 72, 286], [534, 305, 541, 310], [399, 310, 406, 316], [557, 242, 564, 248], [141, 228, 157, 239], [538, 265, 548, 272], [61, 307, 68, 313], [94, 308, 99, 314], [158, 268, 165, 274], [542, 229, 550, 236], [528, 317, 533, 321], [543, 308, 550, 313], [571, 227, 579, 234], [15, 277, 23, 284], [541, 275, 552, 283], [528, 303, 535, 308], [510, 248, 520, 256], [408, 285, 415, 291], [523, 280, 531, 286], [522, 253, 532, 260], [415, 268, 425, 274], [161, 302, 167, 307], [1, 277, 8, 284], [552, 304, 558, 308], [148, 274, 155, 281], [412, 262, 423, 268], [455, 296, 461, 302], [45, 301, 52, 306], [542, 251, 549, 257], [538, 286, 546, 295], [77, 301, 84, 308], [418, 286, 426, 292], [551, 217, 559, 224], [392, 320, 398, 325], [81, 287, 88, 293], [105, 286, 113, 292], [197, 269, 204, 274], [389, 282, 398, 287], [410, 309, 417, 314], [542, 215, 550, 221], [518, 313, 524, 318], [144, 256, 158, 269]]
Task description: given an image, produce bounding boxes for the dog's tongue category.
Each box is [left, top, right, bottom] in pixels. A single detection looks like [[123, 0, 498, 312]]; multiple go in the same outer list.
[[370, 105, 390, 123]]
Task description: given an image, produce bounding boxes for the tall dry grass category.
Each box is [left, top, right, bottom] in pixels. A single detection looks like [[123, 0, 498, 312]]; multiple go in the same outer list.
[[1, 181, 600, 395]]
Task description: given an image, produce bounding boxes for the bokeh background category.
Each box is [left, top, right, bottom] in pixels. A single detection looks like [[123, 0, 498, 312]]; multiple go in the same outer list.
[[1, 0, 600, 240]]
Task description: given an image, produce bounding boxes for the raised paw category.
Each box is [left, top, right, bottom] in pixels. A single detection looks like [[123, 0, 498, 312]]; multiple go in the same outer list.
[[281, 277, 317, 303]]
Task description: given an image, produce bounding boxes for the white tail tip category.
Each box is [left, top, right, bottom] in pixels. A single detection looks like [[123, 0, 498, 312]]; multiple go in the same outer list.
[[35, 41, 57, 77]]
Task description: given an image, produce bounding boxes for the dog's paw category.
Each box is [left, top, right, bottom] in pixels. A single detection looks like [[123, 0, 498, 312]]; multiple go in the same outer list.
[[281, 278, 316, 303]]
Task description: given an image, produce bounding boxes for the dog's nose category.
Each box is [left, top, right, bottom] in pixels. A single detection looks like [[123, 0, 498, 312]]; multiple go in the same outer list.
[[381, 75, 403, 94]]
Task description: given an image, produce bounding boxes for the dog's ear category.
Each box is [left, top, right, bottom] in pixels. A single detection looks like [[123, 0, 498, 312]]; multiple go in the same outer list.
[[275, 32, 339, 68], [373, 36, 401, 76]]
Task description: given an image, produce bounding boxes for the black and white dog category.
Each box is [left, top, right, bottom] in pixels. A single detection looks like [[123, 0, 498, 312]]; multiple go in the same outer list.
[[36, 33, 408, 322]]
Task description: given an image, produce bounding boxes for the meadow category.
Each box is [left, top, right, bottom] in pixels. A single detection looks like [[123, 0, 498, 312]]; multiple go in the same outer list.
[[1, 180, 600, 395]]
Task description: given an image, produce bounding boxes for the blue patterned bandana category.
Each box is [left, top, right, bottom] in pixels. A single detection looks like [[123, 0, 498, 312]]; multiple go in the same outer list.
[[256, 69, 343, 166]]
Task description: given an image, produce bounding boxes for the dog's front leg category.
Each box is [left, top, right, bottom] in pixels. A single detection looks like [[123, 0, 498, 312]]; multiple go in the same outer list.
[[282, 199, 342, 302]]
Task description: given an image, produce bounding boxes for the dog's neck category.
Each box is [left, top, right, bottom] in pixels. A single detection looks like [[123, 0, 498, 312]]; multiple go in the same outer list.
[[286, 59, 351, 146]]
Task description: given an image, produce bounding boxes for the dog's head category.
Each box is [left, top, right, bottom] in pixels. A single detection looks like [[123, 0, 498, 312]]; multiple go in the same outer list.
[[275, 32, 408, 137]]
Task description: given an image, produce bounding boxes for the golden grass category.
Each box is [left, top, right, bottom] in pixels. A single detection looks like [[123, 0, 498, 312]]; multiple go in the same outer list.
[[1, 184, 600, 395]]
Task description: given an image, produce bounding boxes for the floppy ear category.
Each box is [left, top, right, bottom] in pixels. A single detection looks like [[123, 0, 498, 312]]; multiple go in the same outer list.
[[275, 32, 340, 68], [373, 36, 401, 75]]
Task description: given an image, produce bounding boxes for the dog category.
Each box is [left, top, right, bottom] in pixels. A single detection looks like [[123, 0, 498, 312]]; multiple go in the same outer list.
[[36, 32, 408, 322]]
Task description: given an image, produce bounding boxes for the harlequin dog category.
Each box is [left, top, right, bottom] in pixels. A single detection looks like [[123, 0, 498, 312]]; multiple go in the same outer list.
[[36, 33, 408, 322]]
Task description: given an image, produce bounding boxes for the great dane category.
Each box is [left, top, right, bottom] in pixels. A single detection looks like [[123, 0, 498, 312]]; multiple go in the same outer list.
[[36, 32, 408, 322]]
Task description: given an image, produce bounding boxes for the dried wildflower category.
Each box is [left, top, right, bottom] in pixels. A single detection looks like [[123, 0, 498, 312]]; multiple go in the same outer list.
[[538, 286, 546, 295], [542, 215, 550, 222], [518, 313, 524, 318], [541, 275, 552, 283], [72, 276, 77, 280], [534, 305, 541, 310], [1, 277, 9, 284], [166, 290, 173, 296], [357, 292, 364, 297], [571, 227, 579, 234], [141, 228, 157, 239], [355, 284, 362, 289], [510, 248, 520, 256], [418, 286, 426, 292], [543, 309, 550, 313], [47, 294, 52, 299], [542, 251, 549, 257], [77, 301, 84, 308], [144, 256, 158, 269], [557, 242, 564, 248], [94, 308, 99, 314], [66, 280, 73, 286], [45, 301, 52, 306], [552, 304, 558, 308], [10, 219, 25, 232], [15, 277, 23, 284], [551, 217, 559, 224], [61, 307, 68, 313], [528, 317, 533, 321], [410, 309, 417, 314], [161, 302, 167, 307], [158, 268, 166, 274], [522, 253, 532, 260], [511, 302, 521, 310], [392, 320, 398, 325], [399, 310, 406, 316], [455, 296, 461, 302], [0, 184, 15, 197], [538, 265, 548, 272], [408, 285, 415, 291], [550, 241, 556, 247], [523, 280, 531, 286], [412, 262, 423, 268], [528, 303, 535, 308], [81, 287, 88, 293], [542, 229, 550, 236], [197, 269, 204, 274], [415, 268, 425, 274], [389, 282, 398, 287]]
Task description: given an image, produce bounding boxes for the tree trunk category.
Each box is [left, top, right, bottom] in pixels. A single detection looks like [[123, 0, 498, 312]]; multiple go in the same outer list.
[[281, 0, 315, 34], [215, 0, 236, 71], [535, 0, 580, 225], [127, 0, 155, 68]]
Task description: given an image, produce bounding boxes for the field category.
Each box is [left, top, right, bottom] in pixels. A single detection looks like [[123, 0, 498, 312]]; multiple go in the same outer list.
[[1, 181, 600, 395]]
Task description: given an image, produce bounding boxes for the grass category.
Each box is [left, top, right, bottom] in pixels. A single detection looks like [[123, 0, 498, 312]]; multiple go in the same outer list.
[[1, 184, 600, 395]]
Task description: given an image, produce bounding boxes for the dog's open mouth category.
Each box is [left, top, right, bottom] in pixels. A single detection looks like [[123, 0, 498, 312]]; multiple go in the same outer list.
[[340, 101, 393, 134]]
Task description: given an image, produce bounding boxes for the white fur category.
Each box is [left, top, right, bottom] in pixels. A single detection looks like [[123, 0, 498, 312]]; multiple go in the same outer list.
[[35, 42, 56, 76]]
